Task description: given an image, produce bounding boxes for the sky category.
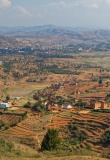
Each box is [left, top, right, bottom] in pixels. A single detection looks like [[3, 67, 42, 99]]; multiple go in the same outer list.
[[0, 0, 110, 29]]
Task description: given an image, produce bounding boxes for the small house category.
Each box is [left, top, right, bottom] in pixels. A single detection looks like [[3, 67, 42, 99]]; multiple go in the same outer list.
[[46, 101, 60, 111], [90, 101, 101, 109], [0, 102, 10, 109], [100, 101, 108, 109], [62, 104, 73, 109], [15, 97, 21, 100]]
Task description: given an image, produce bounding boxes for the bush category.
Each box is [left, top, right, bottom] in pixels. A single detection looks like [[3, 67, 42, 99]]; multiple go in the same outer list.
[[0, 120, 6, 129], [69, 122, 88, 145], [101, 130, 110, 144], [69, 123, 78, 131], [32, 102, 46, 113], [0, 139, 14, 153], [72, 130, 88, 142], [75, 101, 87, 107], [86, 144, 92, 150], [41, 128, 61, 151], [6, 95, 10, 101], [24, 101, 31, 108]]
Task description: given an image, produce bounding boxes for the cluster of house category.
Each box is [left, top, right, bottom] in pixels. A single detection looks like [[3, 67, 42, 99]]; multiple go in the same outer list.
[[49, 83, 63, 90], [32, 90, 110, 112], [0, 94, 109, 111], [89, 100, 108, 110], [42, 99, 109, 112], [46, 101, 73, 111]]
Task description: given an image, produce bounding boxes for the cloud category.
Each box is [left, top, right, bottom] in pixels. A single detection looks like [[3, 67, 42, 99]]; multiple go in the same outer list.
[[16, 6, 33, 17], [75, 0, 99, 8], [0, 0, 11, 8], [49, 1, 72, 9], [49, 0, 99, 9]]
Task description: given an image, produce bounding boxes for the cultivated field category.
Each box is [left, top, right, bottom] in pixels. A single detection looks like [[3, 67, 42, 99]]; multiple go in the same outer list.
[[47, 111, 110, 155]]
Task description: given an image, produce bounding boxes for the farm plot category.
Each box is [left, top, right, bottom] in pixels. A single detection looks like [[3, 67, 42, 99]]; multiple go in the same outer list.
[[2, 113, 53, 143], [47, 111, 110, 155], [0, 114, 22, 125]]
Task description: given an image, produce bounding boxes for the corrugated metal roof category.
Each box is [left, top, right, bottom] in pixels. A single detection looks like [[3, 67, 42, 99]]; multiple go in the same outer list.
[[0, 102, 10, 108]]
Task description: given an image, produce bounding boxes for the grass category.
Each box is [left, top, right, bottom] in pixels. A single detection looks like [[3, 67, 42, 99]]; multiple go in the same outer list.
[[7, 82, 50, 97], [90, 112, 100, 116], [0, 156, 107, 160], [0, 147, 104, 160], [15, 97, 36, 107], [0, 137, 102, 160]]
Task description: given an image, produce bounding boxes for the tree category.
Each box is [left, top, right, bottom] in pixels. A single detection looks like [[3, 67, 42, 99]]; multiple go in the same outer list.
[[41, 128, 61, 151]]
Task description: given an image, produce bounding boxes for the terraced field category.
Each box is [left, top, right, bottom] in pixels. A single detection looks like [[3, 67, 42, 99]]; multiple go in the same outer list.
[[0, 114, 22, 125], [47, 111, 110, 155], [0, 110, 109, 158], [1, 113, 53, 145]]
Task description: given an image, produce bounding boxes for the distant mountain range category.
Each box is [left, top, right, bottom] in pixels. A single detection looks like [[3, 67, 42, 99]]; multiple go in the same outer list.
[[0, 25, 95, 34], [1, 25, 110, 47]]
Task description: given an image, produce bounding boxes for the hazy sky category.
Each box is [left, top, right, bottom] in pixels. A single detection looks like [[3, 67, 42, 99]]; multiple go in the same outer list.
[[0, 0, 110, 29]]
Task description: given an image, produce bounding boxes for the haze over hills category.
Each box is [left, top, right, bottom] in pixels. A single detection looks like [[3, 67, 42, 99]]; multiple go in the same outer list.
[[1, 25, 110, 48], [0, 25, 95, 34]]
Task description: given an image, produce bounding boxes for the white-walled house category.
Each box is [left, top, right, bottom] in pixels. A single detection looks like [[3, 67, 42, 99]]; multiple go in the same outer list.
[[62, 104, 73, 109], [0, 102, 10, 109]]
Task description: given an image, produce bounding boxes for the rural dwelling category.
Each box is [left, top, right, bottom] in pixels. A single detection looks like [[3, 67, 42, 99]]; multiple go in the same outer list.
[[100, 101, 108, 109], [15, 97, 21, 100], [90, 100, 108, 109], [46, 102, 60, 111], [62, 104, 73, 109], [90, 101, 101, 109], [0, 102, 10, 109]]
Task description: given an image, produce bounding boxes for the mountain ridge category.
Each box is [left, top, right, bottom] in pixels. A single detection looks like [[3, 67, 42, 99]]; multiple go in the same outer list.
[[0, 25, 96, 34]]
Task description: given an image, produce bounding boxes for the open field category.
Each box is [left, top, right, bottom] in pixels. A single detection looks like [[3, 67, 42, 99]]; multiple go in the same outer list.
[[0, 156, 108, 160], [9, 83, 50, 97]]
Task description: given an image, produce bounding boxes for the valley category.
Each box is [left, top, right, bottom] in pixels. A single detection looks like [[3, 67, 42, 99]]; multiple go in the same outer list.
[[0, 26, 110, 159]]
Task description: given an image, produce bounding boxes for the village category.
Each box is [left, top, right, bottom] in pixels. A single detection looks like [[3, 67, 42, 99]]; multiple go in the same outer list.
[[0, 77, 110, 112]]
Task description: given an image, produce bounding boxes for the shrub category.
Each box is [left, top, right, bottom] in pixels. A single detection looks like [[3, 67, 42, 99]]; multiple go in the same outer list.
[[101, 130, 110, 144], [86, 144, 92, 150], [32, 102, 46, 113], [69, 123, 78, 131], [0, 120, 6, 129], [24, 101, 31, 108], [0, 139, 14, 153], [6, 95, 10, 101]]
